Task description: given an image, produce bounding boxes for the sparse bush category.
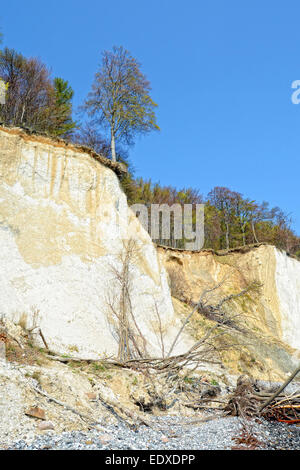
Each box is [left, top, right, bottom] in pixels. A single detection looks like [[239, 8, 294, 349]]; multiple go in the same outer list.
[[167, 265, 187, 300]]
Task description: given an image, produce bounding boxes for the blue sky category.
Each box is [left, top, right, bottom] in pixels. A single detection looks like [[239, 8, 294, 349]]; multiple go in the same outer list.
[[1, 1, 300, 232]]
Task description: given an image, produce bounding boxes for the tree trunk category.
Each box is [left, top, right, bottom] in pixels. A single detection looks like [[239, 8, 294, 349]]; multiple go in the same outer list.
[[20, 104, 26, 124], [111, 128, 116, 163], [259, 364, 300, 412], [251, 220, 259, 243], [225, 222, 230, 250], [241, 225, 246, 246]]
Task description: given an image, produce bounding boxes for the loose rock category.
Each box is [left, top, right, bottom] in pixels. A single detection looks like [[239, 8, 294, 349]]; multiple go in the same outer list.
[[25, 407, 46, 420]]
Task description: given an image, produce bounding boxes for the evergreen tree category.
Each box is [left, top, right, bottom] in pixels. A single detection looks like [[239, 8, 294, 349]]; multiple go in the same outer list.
[[50, 77, 76, 138]]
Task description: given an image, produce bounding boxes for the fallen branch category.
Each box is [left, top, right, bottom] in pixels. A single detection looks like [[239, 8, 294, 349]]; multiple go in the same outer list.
[[225, 374, 300, 423], [30, 383, 107, 431], [31, 380, 156, 431], [38, 329, 49, 351], [259, 364, 300, 412]]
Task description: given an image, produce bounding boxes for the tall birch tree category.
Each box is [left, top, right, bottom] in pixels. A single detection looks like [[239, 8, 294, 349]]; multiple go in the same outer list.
[[83, 46, 159, 162]]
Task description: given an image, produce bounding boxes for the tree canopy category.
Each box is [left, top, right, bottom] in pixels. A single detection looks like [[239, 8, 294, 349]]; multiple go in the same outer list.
[[83, 45, 159, 162], [121, 177, 300, 256], [0, 47, 76, 138]]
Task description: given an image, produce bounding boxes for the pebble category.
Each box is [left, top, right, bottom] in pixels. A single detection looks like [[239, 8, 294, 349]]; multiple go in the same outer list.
[[37, 421, 55, 431]]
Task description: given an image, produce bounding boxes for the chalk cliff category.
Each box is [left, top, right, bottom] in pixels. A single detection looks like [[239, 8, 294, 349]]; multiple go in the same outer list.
[[158, 244, 300, 379], [1, 126, 300, 379], [0, 127, 189, 359]]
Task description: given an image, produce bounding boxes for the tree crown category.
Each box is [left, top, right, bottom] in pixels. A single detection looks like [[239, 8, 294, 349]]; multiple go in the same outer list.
[[84, 46, 159, 147]]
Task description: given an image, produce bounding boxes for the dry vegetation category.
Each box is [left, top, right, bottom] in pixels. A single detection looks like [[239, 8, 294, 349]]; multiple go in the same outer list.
[[1, 241, 299, 434]]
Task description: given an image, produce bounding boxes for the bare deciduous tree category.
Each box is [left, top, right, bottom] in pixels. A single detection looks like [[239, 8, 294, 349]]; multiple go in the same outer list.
[[106, 240, 148, 361], [0, 47, 76, 137]]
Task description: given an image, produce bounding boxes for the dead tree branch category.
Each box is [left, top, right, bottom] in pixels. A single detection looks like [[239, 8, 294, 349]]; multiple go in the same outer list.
[[259, 364, 300, 412]]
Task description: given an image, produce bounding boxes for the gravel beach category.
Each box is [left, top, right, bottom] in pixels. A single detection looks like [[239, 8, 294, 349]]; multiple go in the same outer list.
[[2, 415, 300, 451]]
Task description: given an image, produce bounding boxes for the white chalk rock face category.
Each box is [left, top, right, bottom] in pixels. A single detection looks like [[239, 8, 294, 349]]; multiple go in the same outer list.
[[275, 250, 300, 350], [0, 128, 187, 359]]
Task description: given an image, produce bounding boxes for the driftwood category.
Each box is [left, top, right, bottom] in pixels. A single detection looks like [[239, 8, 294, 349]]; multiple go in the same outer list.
[[31, 383, 107, 431], [225, 375, 264, 417], [97, 395, 156, 431], [259, 364, 300, 412], [30, 374, 156, 431], [46, 354, 97, 363], [38, 329, 49, 351], [225, 369, 300, 423], [46, 347, 225, 373]]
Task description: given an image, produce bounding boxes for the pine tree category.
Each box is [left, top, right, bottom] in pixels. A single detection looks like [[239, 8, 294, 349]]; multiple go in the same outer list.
[[50, 77, 76, 138]]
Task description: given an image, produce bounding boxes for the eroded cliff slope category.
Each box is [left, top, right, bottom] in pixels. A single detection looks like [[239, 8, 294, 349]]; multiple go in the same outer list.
[[158, 244, 300, 380], [0, 127, 189, 359], [1, 126, 300, 381]]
